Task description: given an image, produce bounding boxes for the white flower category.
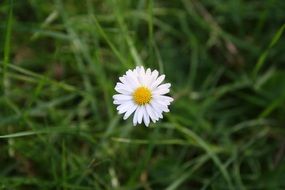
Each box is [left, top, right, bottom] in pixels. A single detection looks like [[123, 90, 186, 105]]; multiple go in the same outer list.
[[113, 66, 173, 127]]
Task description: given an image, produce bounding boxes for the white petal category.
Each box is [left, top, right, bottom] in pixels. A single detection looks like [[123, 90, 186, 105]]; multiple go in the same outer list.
[[119, 76, 128, 85], [119, 76, 136, 90], [151, 100, 169, 113], [142, 72, 150, 87], [146, 104, 158, 122], [115, 88, 131, 95], [121, 71, 139, 90], [155, 100, 170, 111], [115, 82, 132, 94], [115, 82, 132, 91], [153, 88, 170, 95], [154, 95, 174, 103], [126, 70, 140, 88], [133, 107, 139, 126], [113, 100, 120, 105], [132, 66, 146, 86], [113, 100, 127, 105], [146, 68, 151, 76], [156, 83, 171, 90], [154, 99, 171, 106], [149, 70, 159, 85], [139, 66, 145, 76], [113, 94, 132, 101], [152, 110, 163, 120], [153, 95, 172, 106], [153, 108, 163, 119], [135, 66, 141, 74], [150, 101, 163, 119], [143, 106, 150, 126], [137, 106, 143, 124], [150, 75, 165, 89], [138, 71, 146, 86], [154, 100, 169, 112], [119, 76, 125, 84], [117, 101, 133, 114], [123, 103, 137, 120]]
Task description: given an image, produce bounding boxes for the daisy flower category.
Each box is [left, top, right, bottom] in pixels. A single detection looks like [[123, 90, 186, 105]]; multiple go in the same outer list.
[[113, 66, 173, 127]]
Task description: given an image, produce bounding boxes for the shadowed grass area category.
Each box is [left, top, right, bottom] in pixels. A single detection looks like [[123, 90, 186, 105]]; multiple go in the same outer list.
[[1, 0, 285, 189]]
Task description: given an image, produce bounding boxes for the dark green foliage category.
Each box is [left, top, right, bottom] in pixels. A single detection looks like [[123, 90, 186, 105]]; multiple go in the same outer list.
[[1, 0, 285, 189]]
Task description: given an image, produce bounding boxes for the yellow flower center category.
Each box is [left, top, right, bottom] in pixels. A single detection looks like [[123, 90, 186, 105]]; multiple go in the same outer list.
[[133, 87, 152, 105]]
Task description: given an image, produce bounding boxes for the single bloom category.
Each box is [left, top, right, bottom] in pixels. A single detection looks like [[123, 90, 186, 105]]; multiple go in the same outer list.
[[113, 66, 173, 127]]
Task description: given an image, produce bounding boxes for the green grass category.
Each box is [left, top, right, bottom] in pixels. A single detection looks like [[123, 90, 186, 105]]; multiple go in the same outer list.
[[1, 0, 285, 189]]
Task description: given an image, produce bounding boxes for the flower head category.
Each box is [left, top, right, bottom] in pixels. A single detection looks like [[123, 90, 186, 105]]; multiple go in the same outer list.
[[113, 66, 173, 126]]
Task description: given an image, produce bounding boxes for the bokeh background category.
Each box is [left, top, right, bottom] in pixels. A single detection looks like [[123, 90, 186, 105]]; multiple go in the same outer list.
[[1, 0, 285, 189]]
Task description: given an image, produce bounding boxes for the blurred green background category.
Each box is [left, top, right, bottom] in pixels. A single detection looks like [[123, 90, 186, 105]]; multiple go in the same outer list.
[[1, 0, 285, 189]]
